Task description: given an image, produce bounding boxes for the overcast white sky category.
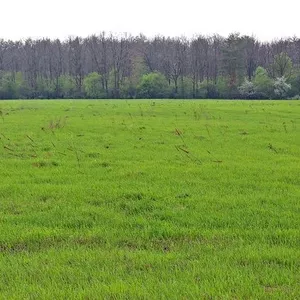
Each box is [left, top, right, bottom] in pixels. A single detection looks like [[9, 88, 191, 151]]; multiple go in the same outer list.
[[1, 0, 299, 41]]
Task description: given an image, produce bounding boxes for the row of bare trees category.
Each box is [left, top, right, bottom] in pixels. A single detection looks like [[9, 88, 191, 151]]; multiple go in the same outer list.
[[0, 33, 300, 99]]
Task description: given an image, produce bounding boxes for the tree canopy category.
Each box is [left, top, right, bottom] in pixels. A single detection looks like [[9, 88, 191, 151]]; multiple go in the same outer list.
[[0, 34, 300, 99]]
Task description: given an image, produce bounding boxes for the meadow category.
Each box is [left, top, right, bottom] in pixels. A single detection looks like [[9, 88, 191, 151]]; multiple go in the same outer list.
[[0, 99, 299, 299]]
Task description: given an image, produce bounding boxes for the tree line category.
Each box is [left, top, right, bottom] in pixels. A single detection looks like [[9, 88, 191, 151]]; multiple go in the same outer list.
[[0, 32, 300, 99]]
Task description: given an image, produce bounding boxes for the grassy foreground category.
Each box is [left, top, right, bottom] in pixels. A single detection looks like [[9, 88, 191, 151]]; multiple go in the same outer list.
[[0, 99, 299, 299]]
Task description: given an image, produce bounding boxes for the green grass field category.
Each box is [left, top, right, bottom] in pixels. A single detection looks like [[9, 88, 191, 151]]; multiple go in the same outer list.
[[0, 99, 299, 299]]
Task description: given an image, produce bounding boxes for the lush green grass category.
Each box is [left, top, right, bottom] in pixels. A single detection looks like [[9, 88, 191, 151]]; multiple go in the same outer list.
[[0, 99, 299, 299]]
